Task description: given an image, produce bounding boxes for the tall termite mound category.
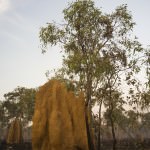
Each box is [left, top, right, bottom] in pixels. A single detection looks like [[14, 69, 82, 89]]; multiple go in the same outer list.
[[6, 118, 23, 144], [32, 80, 89, 150]]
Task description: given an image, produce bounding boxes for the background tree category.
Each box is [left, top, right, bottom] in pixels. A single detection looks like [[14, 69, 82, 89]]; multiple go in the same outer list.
[[139, 112, 150, 140], [141, 112, 150, 130], [1, 87, 36, 128]]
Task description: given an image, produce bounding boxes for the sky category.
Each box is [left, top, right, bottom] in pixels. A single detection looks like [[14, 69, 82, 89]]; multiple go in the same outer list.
[[0, 0, 150, 99]]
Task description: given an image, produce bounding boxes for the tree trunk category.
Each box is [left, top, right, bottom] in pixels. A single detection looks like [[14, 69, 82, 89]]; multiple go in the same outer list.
[[97, 101, 102, 150], [108, 82, 117, 150], [85, 72, 95, 150], [110, 114, 117, 150], [85, 108, 95, 150]]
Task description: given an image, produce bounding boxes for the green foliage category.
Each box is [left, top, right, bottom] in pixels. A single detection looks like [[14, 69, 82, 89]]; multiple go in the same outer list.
[[39, 1, 143, 108], [141, 112, 150, 128], [1, 87, 36, 127], [140, 90, 150, 111], [104, 107, 126, 127]]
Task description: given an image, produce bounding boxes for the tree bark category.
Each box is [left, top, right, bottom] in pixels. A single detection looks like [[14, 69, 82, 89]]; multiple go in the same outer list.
[[108, 81, 117, 150], [85, 70, 95, 150], [97, 101, 102, 150], [110, 114, 117, 150], [85, 108, 95, 150]]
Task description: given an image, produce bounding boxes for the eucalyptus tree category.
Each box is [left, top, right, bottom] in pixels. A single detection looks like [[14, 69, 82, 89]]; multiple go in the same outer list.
[[125, 47, 150, 121], [0, 101, 4, 127], [141, 112, 150, 128], [1, 87, 36, 127], [138, 48, 150, 112], [39, 1, 143, 150], [144, 48, 150, 88]]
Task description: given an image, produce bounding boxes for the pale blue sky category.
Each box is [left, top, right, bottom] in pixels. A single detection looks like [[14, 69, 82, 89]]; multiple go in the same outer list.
[[0, 0, 150, 99]]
